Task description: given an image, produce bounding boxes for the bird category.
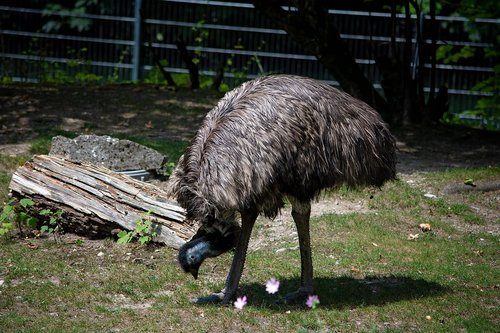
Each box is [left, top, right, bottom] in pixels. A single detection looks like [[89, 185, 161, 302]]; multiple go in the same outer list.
[[167, 74, 396, 305]]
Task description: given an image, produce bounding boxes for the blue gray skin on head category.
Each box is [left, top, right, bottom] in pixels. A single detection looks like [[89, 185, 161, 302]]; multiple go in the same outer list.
[[178, 225, 239, 279]]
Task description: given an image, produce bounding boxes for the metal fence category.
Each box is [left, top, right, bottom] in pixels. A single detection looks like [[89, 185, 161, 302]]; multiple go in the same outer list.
[[1, 0, 498, 115]]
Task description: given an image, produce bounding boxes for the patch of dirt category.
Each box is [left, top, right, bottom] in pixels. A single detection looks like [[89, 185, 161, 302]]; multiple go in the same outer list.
[[1, 85, 499, 172], [106, 293, 153, 311], [0, 84, 220, 144], [0, 143, 31, 156], [394, 125, 500, 173], [250, 198, 369, 251]]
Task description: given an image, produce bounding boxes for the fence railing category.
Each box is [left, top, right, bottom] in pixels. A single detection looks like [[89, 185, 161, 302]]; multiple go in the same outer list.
[[0, 0, 498, 116]]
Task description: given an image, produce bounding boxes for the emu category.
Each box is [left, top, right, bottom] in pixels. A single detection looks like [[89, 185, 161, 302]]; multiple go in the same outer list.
[[168, 75, 396, 304]]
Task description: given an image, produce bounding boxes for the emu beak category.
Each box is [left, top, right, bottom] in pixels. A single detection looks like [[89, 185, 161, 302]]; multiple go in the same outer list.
[[190, 267, 199, 280]]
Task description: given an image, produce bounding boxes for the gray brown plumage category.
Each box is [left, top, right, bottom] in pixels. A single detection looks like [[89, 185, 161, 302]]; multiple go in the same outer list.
[[168, 74, 396, 304]]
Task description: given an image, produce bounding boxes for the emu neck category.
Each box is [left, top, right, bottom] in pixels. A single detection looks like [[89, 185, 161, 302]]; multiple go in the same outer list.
[[186, 237, 213, 260], [187, 233, 230, 259]]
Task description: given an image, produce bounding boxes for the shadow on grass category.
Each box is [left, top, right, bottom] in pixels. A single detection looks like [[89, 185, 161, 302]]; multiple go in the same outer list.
[[239, 275, 448, 310]]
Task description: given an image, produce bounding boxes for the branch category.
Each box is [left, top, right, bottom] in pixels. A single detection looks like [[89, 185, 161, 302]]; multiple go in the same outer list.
[[141, 6, 177, 87], [175, 35, 200, 89], [251, 0, 389, 117]]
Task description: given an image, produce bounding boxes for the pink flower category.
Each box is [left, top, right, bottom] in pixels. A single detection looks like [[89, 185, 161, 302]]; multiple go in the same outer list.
[[265, 278, 280, 294], [306, 295, 320, 309], [234, 295, 247, 310]]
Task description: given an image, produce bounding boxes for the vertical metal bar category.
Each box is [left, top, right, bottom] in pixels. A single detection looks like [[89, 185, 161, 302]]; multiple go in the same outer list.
[[132, 0, 142, 81]]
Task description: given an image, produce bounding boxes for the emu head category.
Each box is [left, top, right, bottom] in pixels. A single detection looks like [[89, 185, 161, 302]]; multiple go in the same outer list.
[[178, 221, 240, 279]]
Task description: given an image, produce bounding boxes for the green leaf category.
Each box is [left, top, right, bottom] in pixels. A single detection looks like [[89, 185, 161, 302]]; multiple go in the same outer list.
[[42, 20, 62, 33], [19, 198, 34, 208], [42, 4, 64, 17], [437, 45, 476, 64], [18, 212, 28, 222], [0, 222, 14, 235], [117, 230, 132, 244], [0, 205, 14, 222], [117, 235, 131, 244], [27, 217, 39, 228], [139, 236, 150, 245], [135, 224, 147, 233], [69, 17, 92, 32], [39, 209, 51, 216]]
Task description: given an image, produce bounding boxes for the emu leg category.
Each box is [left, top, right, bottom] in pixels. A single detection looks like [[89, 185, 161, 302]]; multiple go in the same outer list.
[[285, 198, 313, 304], [220, 210, 258, 304], [191, 210, 257, 305]]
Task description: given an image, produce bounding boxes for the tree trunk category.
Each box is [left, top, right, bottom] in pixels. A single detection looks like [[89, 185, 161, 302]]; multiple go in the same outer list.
[[403, 1, 417, 125], [410, 0, 426, 123], [251, 0, 390, 119], [175, 35, 200, 89], [9, 155, 194, 249], [142, 4, 177, 87]]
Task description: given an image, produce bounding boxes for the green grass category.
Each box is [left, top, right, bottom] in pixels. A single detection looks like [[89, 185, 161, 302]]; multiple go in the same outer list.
[[1, 166, 498, 332]]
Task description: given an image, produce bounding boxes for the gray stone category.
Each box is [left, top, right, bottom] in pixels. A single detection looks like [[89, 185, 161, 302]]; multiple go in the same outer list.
[[49, 135, 167, 175]]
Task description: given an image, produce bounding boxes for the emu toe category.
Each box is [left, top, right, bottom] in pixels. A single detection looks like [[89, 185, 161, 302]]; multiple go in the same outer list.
[[282, 288, 312, 305], [190, 287, 237, 305]]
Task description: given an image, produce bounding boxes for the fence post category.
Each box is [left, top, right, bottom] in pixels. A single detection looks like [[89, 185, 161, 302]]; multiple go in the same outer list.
[[132, 0, 142, 81]]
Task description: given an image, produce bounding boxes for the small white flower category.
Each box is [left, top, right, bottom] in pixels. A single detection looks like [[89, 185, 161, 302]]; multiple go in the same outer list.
[[306, 295, 320, 309], [234, 295, 247, 310], [265, 278, 280, 294]]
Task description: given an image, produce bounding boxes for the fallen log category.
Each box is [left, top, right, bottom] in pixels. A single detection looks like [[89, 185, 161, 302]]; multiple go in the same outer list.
[[9, 155, 194, 249]]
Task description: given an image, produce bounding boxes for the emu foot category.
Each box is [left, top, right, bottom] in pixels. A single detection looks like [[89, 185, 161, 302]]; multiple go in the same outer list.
[[282, 288, 312, 305], [190, 288, 236, 305]]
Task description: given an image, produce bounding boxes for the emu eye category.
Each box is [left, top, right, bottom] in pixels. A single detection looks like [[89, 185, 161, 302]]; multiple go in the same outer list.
[[190, 255, 195, 260]]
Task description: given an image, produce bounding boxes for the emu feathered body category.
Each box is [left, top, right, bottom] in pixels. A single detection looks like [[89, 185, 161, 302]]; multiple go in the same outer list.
[[170, 75, 395, 221], [168, 75, 396, 304]]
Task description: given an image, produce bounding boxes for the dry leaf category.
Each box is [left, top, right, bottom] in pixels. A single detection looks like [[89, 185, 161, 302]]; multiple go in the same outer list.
[[145, 120, 154, 129], [419, 223, 432, 232], [464, 178, 476, 187], [26, 242, 38, 249], [408, 233, 419, 240], [350, 266, 361, 273]]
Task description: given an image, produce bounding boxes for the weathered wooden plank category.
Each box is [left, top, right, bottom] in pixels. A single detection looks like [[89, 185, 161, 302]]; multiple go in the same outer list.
[[9, 155, 194, 249]]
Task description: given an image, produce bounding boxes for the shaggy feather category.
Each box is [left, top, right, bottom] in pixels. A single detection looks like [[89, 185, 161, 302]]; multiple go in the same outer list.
[[168, 75, 396, 225]]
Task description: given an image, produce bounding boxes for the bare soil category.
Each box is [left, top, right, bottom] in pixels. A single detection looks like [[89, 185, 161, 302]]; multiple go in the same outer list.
[[1, 84, 499, 243], [1, 84, 499, 170]]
